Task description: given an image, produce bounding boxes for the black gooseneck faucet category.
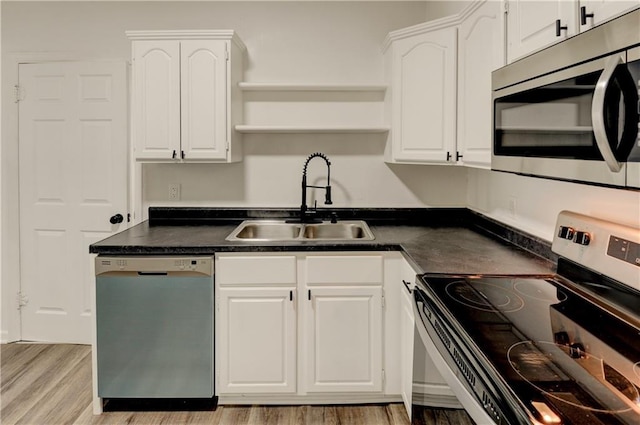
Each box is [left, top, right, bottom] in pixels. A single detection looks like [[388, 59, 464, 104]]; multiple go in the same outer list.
[[299, 152, 332, 223]]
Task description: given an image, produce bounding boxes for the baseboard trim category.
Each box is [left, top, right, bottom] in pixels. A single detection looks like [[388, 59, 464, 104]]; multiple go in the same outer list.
[[218, 393, 403, 405]]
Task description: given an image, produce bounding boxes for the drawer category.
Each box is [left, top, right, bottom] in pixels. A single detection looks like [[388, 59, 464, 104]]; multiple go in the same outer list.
[[305, 255, 383, 285], [217, 255, 297, 286]]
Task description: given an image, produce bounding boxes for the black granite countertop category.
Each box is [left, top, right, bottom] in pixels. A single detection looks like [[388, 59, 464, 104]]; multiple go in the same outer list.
[[90, 208, 556, 275]]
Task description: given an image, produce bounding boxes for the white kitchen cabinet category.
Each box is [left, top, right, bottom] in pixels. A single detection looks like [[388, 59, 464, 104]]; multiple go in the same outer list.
[[384, 25, 457, 164], [383, 0, 503, 167], [506, 0, 639, 63], [303, 286, 383, 393], [399, 261, 416, 419], [457, 0, 505, 168], [128, 31, 245, 162], [216, 252, 388, 400], [578, 0, 640, 30], [218, 287, 297, 394], [303, 254, 384, 393], [506, 0, 576, 63], [216, 254, 297, 394]]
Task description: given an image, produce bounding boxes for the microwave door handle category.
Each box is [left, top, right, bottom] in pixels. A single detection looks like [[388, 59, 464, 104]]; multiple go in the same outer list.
[[592, 55, 624, 172]]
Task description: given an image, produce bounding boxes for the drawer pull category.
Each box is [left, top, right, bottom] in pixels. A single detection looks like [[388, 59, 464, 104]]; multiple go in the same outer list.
[[402, 279, 412, 294]]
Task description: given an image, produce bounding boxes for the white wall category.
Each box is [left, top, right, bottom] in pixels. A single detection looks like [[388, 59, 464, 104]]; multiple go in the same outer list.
[[468, 168, 640, 242], [424, 0, 474, 20], [3, 1, 459, 341], [143, 137, 468, 211]]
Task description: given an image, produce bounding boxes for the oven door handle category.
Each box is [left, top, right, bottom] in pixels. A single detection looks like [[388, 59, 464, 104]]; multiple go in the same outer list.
[[591, 54, 639, 173]]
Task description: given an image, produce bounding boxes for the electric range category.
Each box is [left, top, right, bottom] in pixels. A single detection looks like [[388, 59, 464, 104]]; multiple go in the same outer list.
[[412, 211, 640, 425]]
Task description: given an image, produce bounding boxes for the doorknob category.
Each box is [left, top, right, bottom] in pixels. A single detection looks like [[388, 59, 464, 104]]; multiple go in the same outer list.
[[110, 214, 124, 224]]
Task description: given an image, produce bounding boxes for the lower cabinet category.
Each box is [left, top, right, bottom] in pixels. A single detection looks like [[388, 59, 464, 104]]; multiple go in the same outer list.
[[399, 263, 416, 418], [218, 287, 296, 393], [304, 286, 383, 393], [216, 252, 384, 398], [215, 251, 455, 407]]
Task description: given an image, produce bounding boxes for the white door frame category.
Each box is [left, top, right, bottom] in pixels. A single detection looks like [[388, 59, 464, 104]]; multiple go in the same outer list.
[[1, 52, 132, 343]]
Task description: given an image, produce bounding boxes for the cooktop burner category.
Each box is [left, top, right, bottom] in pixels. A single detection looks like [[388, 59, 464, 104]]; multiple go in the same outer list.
[[445, 280, 524, 313], [513, 280, 568, 303]]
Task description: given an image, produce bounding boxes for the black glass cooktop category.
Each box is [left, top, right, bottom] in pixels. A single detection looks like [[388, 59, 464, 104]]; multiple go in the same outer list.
[[420, 273, 640, 425]]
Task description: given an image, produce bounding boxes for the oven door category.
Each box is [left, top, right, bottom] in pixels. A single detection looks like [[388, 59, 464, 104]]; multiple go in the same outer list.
[[412, 285, 527, 425], [492, 50, 638, 188]]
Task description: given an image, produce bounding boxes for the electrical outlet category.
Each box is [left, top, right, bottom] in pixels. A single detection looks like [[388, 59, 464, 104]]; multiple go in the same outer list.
[[168, 184, 181, 201]]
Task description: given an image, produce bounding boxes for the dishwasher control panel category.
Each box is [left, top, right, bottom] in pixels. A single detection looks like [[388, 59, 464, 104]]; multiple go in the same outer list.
[[96, 256, 214, 276]]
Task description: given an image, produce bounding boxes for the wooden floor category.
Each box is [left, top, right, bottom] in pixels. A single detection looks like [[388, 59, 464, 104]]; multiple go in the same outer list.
[[1, 344, 474, 425]]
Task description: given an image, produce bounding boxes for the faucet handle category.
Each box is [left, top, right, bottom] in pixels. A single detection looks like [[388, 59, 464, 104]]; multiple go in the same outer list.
[[330, 212, 338, 224], [324, 186, 332, 205]]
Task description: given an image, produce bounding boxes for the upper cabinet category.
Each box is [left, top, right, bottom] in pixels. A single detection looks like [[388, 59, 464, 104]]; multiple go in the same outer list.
[[128, 31, 245, 162], [457, 0, 505, 167], [506, 0, 576, 62], [384, 26, 457, 164], [383, 0, 504, 167], [579, 0, 640, 29], [506, 0, 640, 63]]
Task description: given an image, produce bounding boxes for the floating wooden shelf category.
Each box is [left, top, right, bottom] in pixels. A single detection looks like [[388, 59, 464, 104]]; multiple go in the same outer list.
[[238, 82, 387, 92], [497, 126, 593, 133], [235, 125, 390, 134]]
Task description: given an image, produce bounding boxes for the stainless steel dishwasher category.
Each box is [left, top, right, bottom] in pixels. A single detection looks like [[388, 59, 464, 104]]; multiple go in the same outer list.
[[95, 256, 214, 399]]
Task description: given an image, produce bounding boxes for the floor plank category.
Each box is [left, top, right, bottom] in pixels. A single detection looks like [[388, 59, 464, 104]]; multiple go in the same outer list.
[[1, 343, 471, 425]]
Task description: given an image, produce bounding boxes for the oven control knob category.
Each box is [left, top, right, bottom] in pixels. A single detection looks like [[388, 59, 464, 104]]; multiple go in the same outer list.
[[558, 226, 575, 240], [569, 342, 586, 359], [573, 231, 591, 245]]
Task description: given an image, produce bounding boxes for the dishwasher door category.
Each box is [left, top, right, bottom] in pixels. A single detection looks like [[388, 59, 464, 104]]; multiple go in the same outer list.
[[95, 256, 214, 398]]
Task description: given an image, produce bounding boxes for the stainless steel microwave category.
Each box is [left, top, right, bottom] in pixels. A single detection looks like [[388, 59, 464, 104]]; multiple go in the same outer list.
[[492, 9, 640, 189]]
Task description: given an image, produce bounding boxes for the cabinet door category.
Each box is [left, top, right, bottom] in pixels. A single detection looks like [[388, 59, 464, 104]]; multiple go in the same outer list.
[[506, 0, 577, 63], [304, 286, 383, 393], [579, 0, 639, 30], [391, 27, 457, 163], [180, 40, 228, 160], [457, 0, 505, 168], [399, 279, 415, 419], [132, 40, 180, 160], [218, 287, 296, 394]]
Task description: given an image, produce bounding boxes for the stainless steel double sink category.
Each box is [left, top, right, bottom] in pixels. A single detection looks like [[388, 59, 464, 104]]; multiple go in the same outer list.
[[225, 220, 375, 241]]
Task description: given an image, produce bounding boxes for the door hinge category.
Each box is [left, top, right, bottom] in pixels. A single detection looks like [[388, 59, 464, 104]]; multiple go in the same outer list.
[[504, 0, 509, 14], [17, 291, 29, 309], [226, 140, 230, 152], [382, 369, 386, 387], [381, 289, 385, 309], [225, 47, 229, 61], [13, 85, 25, 103]]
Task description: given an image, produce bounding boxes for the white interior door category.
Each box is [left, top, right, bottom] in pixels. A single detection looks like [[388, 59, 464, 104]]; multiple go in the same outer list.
[[18, 61, 128, 344]]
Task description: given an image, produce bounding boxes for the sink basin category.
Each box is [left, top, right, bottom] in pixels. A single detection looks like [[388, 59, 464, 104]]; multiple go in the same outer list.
[[230, 222, 302, 240], [226, 220, 374, 241], [302, 222, 374, 240]]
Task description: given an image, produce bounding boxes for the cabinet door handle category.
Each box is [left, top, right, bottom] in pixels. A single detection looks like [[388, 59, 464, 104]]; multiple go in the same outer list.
[[172, 150, 177, 159], [446, 151, 452, 161], [290, 290, 293, 301], [456, 151, 463, 161], [580, 6, 594, 25], [181, 150, 185, 159], [555, 19, 568, 37], [308, 289, 311, 301], [402, 279, 412, 294]]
